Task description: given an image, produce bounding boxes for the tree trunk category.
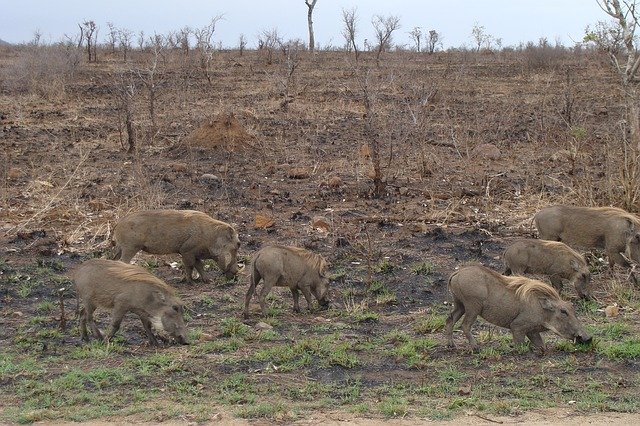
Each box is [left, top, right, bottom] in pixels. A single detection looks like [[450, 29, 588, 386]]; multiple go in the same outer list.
[[306, 0, 317, 52]]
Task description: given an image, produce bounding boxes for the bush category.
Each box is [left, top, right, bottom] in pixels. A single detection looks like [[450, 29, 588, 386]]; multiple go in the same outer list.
[[1, 43, 81, 98]]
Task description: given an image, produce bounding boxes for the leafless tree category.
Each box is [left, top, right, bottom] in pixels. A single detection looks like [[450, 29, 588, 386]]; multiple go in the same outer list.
[[594, 0, 640, 209], [238, 33, 247, 56], [426, 30, 442, 54], [409, 27, 422, 52], [106, 22, 118, 54], [114, 70, 137, 153], [341, 7, 359, 62], [471, 22, 492, 52], [134, 34, 166, 137], [305, 0, 318, 52], [259, 27, 282, 65], [357, 68, 385, 197], [79, 20, 98, 62], [118, 28, 134, 62], [193, 15, 223, 83], [137, 31, 145, 51], [371, 14, 401, 65]]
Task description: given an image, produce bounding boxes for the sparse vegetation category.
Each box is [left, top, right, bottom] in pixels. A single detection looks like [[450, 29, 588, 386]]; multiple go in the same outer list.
[[3, 13, 640, 424]]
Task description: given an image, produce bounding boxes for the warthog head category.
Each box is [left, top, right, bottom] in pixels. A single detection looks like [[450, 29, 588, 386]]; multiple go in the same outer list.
[[151, 300, 189, 345], [313, 272, 331, 309], [625, 232, 640, 264], [570, 259, 591, 299], [213, 232, 241, 278], [540, 298, 591, 345]]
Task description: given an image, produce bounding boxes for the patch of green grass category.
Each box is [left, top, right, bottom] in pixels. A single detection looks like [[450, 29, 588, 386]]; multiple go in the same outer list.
[[200, 295, 216, 308], [437, 365, 467, 386], [379, 395, 408, 418], [35, 300, 56, 314], [376, 259, 397, 274], [596, 321, 633, 339], [412, 261, 435, 275], [413, 312, 447, 334], [219, 373, 256, 405], [597, 337, 640, 359], [352, 310, 379, 323], [194, 337, 245, 354], [69, 341, 126, 359], [234, 401, 289, 420], [220, 317, 251, 338], [391, 337, 438, 367]]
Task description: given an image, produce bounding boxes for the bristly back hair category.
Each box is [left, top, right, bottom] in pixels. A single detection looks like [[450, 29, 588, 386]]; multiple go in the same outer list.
[[105, 261, 175, 294], [284, 245, 328, 273], [506, 276, 560, 302]]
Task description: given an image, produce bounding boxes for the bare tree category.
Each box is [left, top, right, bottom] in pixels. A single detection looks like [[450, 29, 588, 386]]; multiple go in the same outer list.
[[409, 27, 422, 52], [238, 33, 247, 56], [341, 7, 359, 62], [137, 30, 145, 51], [426, 30, 442, 54], [371, 14, 401, 65], [305, 0, 318, 52], [118, 28, 134, 62], [134, 34, 166, 137], [593, 0, 640, 209], [471, 22, 492, 52], [259, 27, 282, 65], [106, 22, 118, 54], [114, 70, 137, 153], [355, 68, 385, 197], [193, 15, 223, 83], [79, 20, 98, 62]]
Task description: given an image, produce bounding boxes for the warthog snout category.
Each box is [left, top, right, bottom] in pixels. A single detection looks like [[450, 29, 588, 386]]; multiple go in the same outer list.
[[575, 333, 592, 345]]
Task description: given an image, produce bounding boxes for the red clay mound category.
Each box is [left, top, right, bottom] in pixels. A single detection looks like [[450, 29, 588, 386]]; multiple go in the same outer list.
[[184, 112, 255, 151]]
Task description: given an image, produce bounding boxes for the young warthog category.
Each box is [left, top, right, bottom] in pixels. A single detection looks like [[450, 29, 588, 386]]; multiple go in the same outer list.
[[112, 209, 240, 283], [244, 245, 330, 317], [445, 264, 591, 353], [73, 259, 188, 346], [534, 205, 640, 268], [504, 239, 591, 299]]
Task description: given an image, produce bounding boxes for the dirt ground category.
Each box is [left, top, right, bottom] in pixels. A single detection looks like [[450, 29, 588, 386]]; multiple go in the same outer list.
[[2, 46, 640, 423]]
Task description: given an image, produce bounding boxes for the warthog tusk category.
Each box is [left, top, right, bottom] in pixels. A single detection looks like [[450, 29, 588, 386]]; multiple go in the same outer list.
[[236, 264, 248, 275]]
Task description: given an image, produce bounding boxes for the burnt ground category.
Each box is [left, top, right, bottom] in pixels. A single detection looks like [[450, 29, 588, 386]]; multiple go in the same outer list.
[[1, 47, 640, 423]]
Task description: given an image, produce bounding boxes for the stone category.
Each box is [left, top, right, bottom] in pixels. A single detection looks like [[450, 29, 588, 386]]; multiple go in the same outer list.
[[471, 143, 501, 159], [254, 214, 275, 229], [311, 215, 331, 232]]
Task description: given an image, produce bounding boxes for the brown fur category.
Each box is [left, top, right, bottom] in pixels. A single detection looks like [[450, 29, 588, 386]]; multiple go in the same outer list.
[[279, 245, 328, 275], [445, 264, 590, 352], [534, 205, 640, 267], [244, 245, 330, 317], [112, 209, 240, 283], [73, 259, 188, 346], [504, 239, 590, 299]]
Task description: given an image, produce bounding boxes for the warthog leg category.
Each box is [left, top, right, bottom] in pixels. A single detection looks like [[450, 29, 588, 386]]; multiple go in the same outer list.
[[445, 299, 465, 348]]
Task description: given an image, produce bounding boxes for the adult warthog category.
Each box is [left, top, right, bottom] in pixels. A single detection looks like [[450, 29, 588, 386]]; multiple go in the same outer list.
[[445, 264, 591, 353], [244, 245, 330, 317], [112, 209, 240, 283]]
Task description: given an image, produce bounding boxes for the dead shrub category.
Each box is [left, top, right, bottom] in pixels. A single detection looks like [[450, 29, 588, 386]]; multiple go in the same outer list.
[[1, 43, 81, 98]]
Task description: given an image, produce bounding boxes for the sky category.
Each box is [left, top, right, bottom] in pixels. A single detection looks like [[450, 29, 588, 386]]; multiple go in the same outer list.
[[0, 1, 608, 49]]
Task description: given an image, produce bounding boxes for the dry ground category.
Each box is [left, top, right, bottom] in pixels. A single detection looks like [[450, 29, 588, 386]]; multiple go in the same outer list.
[[1, 46, 640, 424]]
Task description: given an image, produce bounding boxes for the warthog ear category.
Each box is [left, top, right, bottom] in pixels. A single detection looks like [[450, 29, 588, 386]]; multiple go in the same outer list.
[[539, 297, 555, 312]]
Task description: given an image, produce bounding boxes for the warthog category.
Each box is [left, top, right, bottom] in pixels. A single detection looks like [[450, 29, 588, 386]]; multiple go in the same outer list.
[[73, 259, 188, 346], [112, 209, 240, 283], [534, 205, 640, 268], [504, 239, 591, 299], [244, 245, 330, 317], [445, 264, 591, 352]]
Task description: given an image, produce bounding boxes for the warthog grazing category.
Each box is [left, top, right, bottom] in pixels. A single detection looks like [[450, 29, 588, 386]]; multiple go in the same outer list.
[[504, 239, 591, 299], [112, 209, 240, 283], [534, 205, 640, 268], [244, 245, 330, 317], [445, 264, 591, 353], [73, 259, 188, 346]]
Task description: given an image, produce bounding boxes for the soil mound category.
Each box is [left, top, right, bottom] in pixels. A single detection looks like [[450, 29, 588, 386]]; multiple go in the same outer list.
[[184, 112, 255, 151]]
